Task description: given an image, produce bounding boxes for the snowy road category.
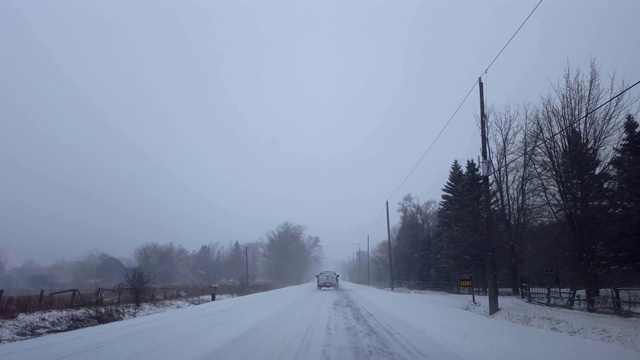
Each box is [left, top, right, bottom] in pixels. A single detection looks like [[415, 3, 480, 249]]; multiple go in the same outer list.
[[0, 282, 637, 360]]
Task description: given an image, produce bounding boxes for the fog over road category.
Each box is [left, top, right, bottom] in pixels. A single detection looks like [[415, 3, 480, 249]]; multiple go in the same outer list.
[[0, 282, 636, 360]]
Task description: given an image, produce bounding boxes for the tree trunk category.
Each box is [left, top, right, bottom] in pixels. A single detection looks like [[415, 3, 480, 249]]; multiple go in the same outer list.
[[510, 254, 519, 296]]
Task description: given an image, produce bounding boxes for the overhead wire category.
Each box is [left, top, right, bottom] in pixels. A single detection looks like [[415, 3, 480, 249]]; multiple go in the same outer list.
[[481, 0, 543, 76], [489, 79, 640, 177], [323, 242, 362, 247], [385, 0, 543, 203], [366, 203, 387, 239], [367, 0, 544, 238], [386, 80, 479, 201]]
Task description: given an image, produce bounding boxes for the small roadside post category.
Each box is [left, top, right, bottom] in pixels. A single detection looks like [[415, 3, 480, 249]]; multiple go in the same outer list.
[[459, 275, 475, 304], [211, 284, 219, 301]]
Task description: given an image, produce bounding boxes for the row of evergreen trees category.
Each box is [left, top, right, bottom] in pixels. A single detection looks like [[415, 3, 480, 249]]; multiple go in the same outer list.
[[370, 61, 640, 296]]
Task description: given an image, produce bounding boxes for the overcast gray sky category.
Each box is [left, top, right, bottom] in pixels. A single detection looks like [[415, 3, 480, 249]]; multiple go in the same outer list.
[[1, 0, 639, 266]]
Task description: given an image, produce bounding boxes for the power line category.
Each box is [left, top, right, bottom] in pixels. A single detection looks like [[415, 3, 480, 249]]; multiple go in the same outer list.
[[323, 242, 361, 247], [481, 0, 543, 76], [384, 0, 544, 203], [387, 80, 479, 201], [367, 203, 386, 237], [368, 0, 544, 237], [491, 79, 640, 176]]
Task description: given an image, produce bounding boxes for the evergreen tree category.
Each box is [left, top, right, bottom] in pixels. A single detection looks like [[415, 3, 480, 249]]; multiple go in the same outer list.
[[611, 115, 640, 270], [436, 160, 487, 287], [226, 241, 245, 282], [461, 160, 485, 282], [192, 245, 216, 283], [436, 160, 467, 284]]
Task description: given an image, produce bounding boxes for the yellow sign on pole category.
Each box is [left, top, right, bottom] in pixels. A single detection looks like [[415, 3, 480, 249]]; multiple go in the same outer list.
[[459, 276, 475, 303]]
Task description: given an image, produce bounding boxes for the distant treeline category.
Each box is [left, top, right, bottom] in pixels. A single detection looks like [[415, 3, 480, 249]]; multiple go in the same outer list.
[[0, 222, 323, 289]]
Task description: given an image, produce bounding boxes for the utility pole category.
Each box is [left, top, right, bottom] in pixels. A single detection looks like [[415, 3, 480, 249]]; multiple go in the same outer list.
[[479, 77, 499, 315], [367, 235, 370, 287], [358, 245, 361, 283], [386, 200, 394, 291], [353, 252, 356, 283], [245, 246, 249, 289]]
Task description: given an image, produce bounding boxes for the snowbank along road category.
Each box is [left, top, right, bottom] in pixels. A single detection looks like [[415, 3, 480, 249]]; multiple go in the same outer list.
[[0, 282, 637, 360]]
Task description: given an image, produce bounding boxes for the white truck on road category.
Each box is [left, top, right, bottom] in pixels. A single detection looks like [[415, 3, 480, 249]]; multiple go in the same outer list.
[[316, 271, 339, 289]]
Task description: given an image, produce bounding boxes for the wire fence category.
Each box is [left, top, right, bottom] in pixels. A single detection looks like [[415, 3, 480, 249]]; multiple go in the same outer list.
[[520, 285, 640, 317], [381, 279, 640, 317], [0, 283, 277, 318]]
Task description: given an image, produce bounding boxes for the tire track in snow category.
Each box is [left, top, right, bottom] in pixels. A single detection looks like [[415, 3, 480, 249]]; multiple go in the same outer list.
[[210, 285, 338, 360], [326, 289, 428, 360]]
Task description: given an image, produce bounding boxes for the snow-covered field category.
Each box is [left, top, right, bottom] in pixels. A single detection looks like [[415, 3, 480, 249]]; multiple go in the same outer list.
[[0, 282, 637, 359]]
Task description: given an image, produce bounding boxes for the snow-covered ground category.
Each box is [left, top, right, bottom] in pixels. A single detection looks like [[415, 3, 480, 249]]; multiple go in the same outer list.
[[0, 282, 637, 359], [0, 294, 233, 344], [392, 287, 640, 353]]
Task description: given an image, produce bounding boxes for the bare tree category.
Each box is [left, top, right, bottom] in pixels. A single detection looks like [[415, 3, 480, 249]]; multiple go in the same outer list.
[[245, 241, 265, 283], [124, 267, 151, 307], [263, 222, 322, 285], [531, 59, 636, 307], [487, 104, 536, 294], [71, 250, 110, 286], [0, 248, 8, 275], [371, 240, 390, 286], [134, 242, 190, 285], [394, 195, 438, 285]]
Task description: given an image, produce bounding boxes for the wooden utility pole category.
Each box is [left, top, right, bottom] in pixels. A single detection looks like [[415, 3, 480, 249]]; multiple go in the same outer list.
[[386, 200, 394, 291], [353, 252, 356, 282], [358, 245, 361, 283], [479, 77, 499, 315], [245, 246, 249, 288], [367, 235, 370, 287]]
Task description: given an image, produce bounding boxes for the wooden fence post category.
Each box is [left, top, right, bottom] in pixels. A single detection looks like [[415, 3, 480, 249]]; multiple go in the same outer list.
[[151, 287, 156, 302], [117, 289, 122, 305], [0, 289, 3, 305], [568, 288, 576, 308], [70, 289, 77, 306], [95, 289, 102, 305], [38, 289, 45, 307], [612, 288, 622, 315], [546, 287, 551, 305]]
